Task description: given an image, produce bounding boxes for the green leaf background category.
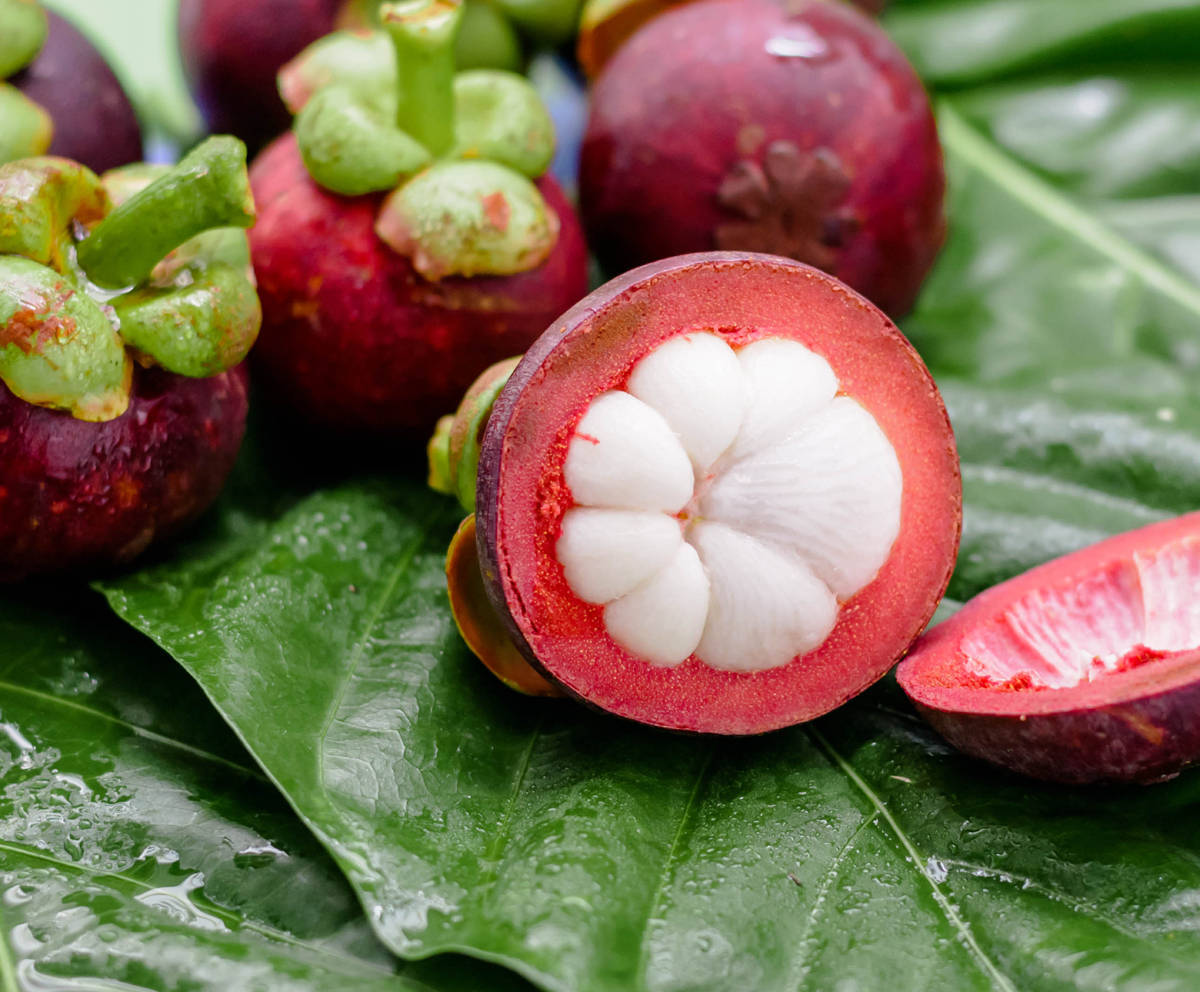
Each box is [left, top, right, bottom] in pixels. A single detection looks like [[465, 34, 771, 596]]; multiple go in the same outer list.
[[9, 0, 1200, 989]]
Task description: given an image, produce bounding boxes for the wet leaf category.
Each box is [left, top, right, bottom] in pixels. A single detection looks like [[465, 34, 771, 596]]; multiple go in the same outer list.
[[0, 590, 528, 992]]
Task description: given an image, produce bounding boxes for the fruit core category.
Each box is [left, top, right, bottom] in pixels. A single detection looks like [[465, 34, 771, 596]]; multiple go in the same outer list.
[[957, 537, 1200, 691], [554, 331, 902, 672]]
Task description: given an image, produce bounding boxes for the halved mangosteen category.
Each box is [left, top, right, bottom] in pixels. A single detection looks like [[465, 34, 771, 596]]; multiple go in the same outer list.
[[899, 514, 1200, 785], [450, 252, 961, 734]]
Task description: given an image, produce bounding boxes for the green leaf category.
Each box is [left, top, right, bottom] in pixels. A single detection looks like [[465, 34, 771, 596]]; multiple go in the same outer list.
[[97, 464, 1200, 992], [0, 589, 529, 992]]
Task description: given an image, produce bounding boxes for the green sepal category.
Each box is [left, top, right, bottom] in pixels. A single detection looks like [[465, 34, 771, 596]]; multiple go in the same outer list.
[[113, 262, 261, 378], [277, 29, 394, 114], [490, 0, 582, 44], [295, 84, 432, 196], [428, 414, 455, 495], [376, 160, 558, 279], [456, 0, 523, 72], [428, 356, 519, 510], [0, 255, 131, 421], [0, 0, 48, 78], [0, 156, 109, 270], [77, 136, 255, 290], [100, 161, 169, 206], [453, 70, 554, 178], [102, 162, 254, 274], [0, 84, 52, 166]]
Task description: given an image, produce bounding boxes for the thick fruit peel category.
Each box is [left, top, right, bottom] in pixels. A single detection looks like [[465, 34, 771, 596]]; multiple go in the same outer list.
[[898, 513, 1200, 784]]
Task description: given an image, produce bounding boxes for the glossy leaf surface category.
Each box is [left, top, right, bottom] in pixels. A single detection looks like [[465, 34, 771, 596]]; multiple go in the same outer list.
[[0, 590, 527, 992]]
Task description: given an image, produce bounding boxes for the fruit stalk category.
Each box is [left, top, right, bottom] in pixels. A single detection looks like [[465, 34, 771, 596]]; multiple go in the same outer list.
[[76, 136, 255, 289], [381, 0, 463, 159]]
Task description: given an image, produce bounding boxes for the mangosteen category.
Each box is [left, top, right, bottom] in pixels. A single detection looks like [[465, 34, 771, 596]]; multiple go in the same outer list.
[[0, 138, 261, 581], [899, 514, 1200, 785], [180, 0, 584, 151], [248, 0, 588, 438], [432, 252, 962, 733], [577, 0, 889, 76], [1, 2, 142, 172], [579, 0, 944, 317]]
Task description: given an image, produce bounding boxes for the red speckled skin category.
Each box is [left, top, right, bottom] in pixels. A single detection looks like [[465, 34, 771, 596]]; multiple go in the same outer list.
[[476, 252, 962, 735], [179, 0, 344, 150], [0, 366, 248, 583], [579, 0, 944, 317], [247, 134, 589, 438], [899, 513, 1200, 785], [11, 11, 142, 173]]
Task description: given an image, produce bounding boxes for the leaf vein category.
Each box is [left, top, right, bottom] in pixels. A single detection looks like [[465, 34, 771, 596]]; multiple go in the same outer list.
[[806, 726, 1017, 992], [0, 680, 262, 781], [634, 743, 719, 984]]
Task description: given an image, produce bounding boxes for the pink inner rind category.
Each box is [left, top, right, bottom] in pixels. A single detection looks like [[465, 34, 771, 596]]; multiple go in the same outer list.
[[477, 252, 962, 734], [900, 513, 1200, 719]]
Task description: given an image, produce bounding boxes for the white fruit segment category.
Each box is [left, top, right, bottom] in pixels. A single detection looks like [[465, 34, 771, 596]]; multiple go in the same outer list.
[[563, 391, 694, 512], [557, 509, 683, 604], [556, 333, 904, 672], [604, 543, 710, 667], [962, 536, 1200, 689]]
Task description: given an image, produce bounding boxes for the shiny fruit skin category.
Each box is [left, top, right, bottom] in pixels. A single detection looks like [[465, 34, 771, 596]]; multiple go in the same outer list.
[[247, 133, 589, 438], [579, 0, 944, 317], [0, 366, 248, 582]]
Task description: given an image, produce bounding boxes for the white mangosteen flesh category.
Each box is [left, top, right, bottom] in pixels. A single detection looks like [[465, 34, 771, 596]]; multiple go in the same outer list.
[[556, 332, 903, 672]]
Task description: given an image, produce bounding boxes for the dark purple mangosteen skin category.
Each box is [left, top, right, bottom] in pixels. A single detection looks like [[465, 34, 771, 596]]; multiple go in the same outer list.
[[0, 365, 248, 582], [11, 11, 142, 174], [247, 133, 590, 439], [579, 0, 945, 317], [916, 686, 1200, 786], [179, 0, 345, 151]]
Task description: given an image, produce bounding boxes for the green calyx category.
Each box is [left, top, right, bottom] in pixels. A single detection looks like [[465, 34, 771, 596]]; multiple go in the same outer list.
[[0, 0, 47, 78], [77, 136, 255, 289], [0, 141, 261, 421], [0, 255, 130, 421], [428, 355, 520, 511], [284, 0, 559, 280], [376, 160, 558, 280], [296, 84, 431, 195], [0, 157, 109, 268], [0, 84, 51, 165]]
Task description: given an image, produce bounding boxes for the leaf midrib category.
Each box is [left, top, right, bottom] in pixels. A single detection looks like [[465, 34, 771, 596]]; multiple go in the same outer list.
[[806, 726, 1017, 992], [0, 679, 263, 781], [939, 99, 1200, 322]]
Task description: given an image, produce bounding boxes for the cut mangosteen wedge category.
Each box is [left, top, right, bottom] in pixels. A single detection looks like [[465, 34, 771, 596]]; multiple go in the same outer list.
[[474, 252, 961, 734], [898, 514, 1200, 785]]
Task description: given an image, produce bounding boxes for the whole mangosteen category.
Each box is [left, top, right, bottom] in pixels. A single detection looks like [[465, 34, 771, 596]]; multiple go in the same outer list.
[[579, 0, 944, 317], [0, 139, 260, 581], [248, 0, 588, 439]]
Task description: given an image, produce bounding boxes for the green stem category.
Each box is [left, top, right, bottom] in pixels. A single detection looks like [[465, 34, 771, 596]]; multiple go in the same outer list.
[[381, 0, 463, 158], [76, 135, 254, 290]]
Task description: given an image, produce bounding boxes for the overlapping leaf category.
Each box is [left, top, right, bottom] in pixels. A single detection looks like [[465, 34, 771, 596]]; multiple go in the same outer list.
[[0, 591, 527, 992]]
